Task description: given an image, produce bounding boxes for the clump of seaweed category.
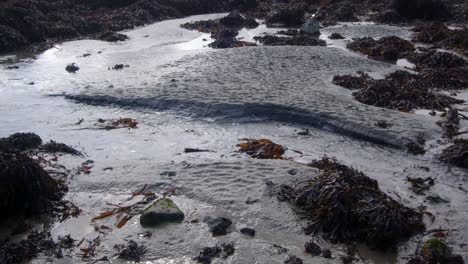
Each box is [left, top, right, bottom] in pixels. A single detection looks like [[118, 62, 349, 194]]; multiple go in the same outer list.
[[237, 138, 285, 159], [282, 157, 425, 250], [0, 132, 42, 151], [43, 140, 82, 155], [439, 139, 468, 168], [332, 72, 371, 90], [253, 34, 326, 46], [193, 243, 235, 264], [0, 231, 62, 263], [407, 50, 466, 69], [115, 240, 147, 262], [347, 36, 415, 61]]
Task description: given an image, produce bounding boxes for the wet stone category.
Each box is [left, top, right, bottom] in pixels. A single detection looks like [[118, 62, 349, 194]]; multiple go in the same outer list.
[[65, 63, 79, 73], [329, 32, 345, 39], [140, 198, 184, 227], [203, 216, 232, 236], [240, 227, 255, 237], [98, 31, 128, 42]]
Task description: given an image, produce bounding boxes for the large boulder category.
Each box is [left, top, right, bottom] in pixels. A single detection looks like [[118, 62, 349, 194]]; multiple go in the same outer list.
[[140, 198, 184, 227]]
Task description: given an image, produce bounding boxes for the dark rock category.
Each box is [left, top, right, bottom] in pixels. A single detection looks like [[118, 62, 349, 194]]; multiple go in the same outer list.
[[240, 227, 255, 237], [220, 11, 246, 27], [0, 132, 42, 151], [203, 216, 232, 236], [315, 2, 358, 23], [304, 241, 321, 255], [265, 4, 305, 27], [391, 0, 451, 20], [329, 33, 344, 39], [65, 63, 79, 73], [115, 240, 146, 262], [140, 198, 184, 227]]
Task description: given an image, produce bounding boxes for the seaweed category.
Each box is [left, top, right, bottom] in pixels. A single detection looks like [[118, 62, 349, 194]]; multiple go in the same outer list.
[[115, 240, 146, 262], [194, 243, 235, 264], [0, 231, 63, 263], [238, 138, 285, 159], [347, 36, 415, 61], [439, 139, 468, 168], [43, 140, 82, 155], [0, 132, 42, 151]]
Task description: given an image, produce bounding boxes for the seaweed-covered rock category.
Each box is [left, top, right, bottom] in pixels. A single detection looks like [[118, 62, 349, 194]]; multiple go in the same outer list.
[[0, 25, 27, 53], [347, 36, 415, 61], [440, 139, 468, 168], [332, 73, 371, 90], [285, 158, 425, 250], [0, 151, 64, 218], [254, 34, 326, 46], [140, 198, 184, 227], [220, 11, 258, 28], [315, 2, 358, 24], [0, 132, 42, 151], [98, 31, 128, 42], [407, 50, 466, 69]]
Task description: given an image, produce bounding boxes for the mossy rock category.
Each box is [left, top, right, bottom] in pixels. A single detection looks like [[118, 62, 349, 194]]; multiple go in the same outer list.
[[421, 238, 449, 259], [140, 198, 184, 227]]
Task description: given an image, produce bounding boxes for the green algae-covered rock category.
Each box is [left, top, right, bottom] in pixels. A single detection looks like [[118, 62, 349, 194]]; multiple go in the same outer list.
[[140, 198, 184, 227]]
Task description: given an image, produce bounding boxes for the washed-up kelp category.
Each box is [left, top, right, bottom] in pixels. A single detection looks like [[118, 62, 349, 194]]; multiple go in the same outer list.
[[285, 158, 425, 250], [237, 138, 285, 159], [194, 243, 235, 264], [0, 150, 65, 218], [347, 36, 415, 61], [115, 240, 147, 262], [43, 140, 82, 155], [439, 139, 468, 168]]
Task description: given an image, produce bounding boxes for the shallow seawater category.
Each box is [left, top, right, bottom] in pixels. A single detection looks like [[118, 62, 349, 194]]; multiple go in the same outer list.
[[0, 14, 467, 264]]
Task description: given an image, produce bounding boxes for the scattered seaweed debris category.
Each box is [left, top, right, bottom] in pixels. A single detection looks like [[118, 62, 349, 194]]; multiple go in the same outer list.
[[347, 36, 415, 62], [96, 118, 138, 130], [193, 243, 235, 264], [237, 138, 285, 159], [43, 140, 82, 156], [281, 157, 425, 250], [0, 231, 63, 263], [0, 150, 66, 218], [439, 139, 468, 168], [407, 237, 464, 264], [79, 160, 94, 174], [114, 240, 147, 262], [407, 177, 435, 194], [334, 70, 464, 112]]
